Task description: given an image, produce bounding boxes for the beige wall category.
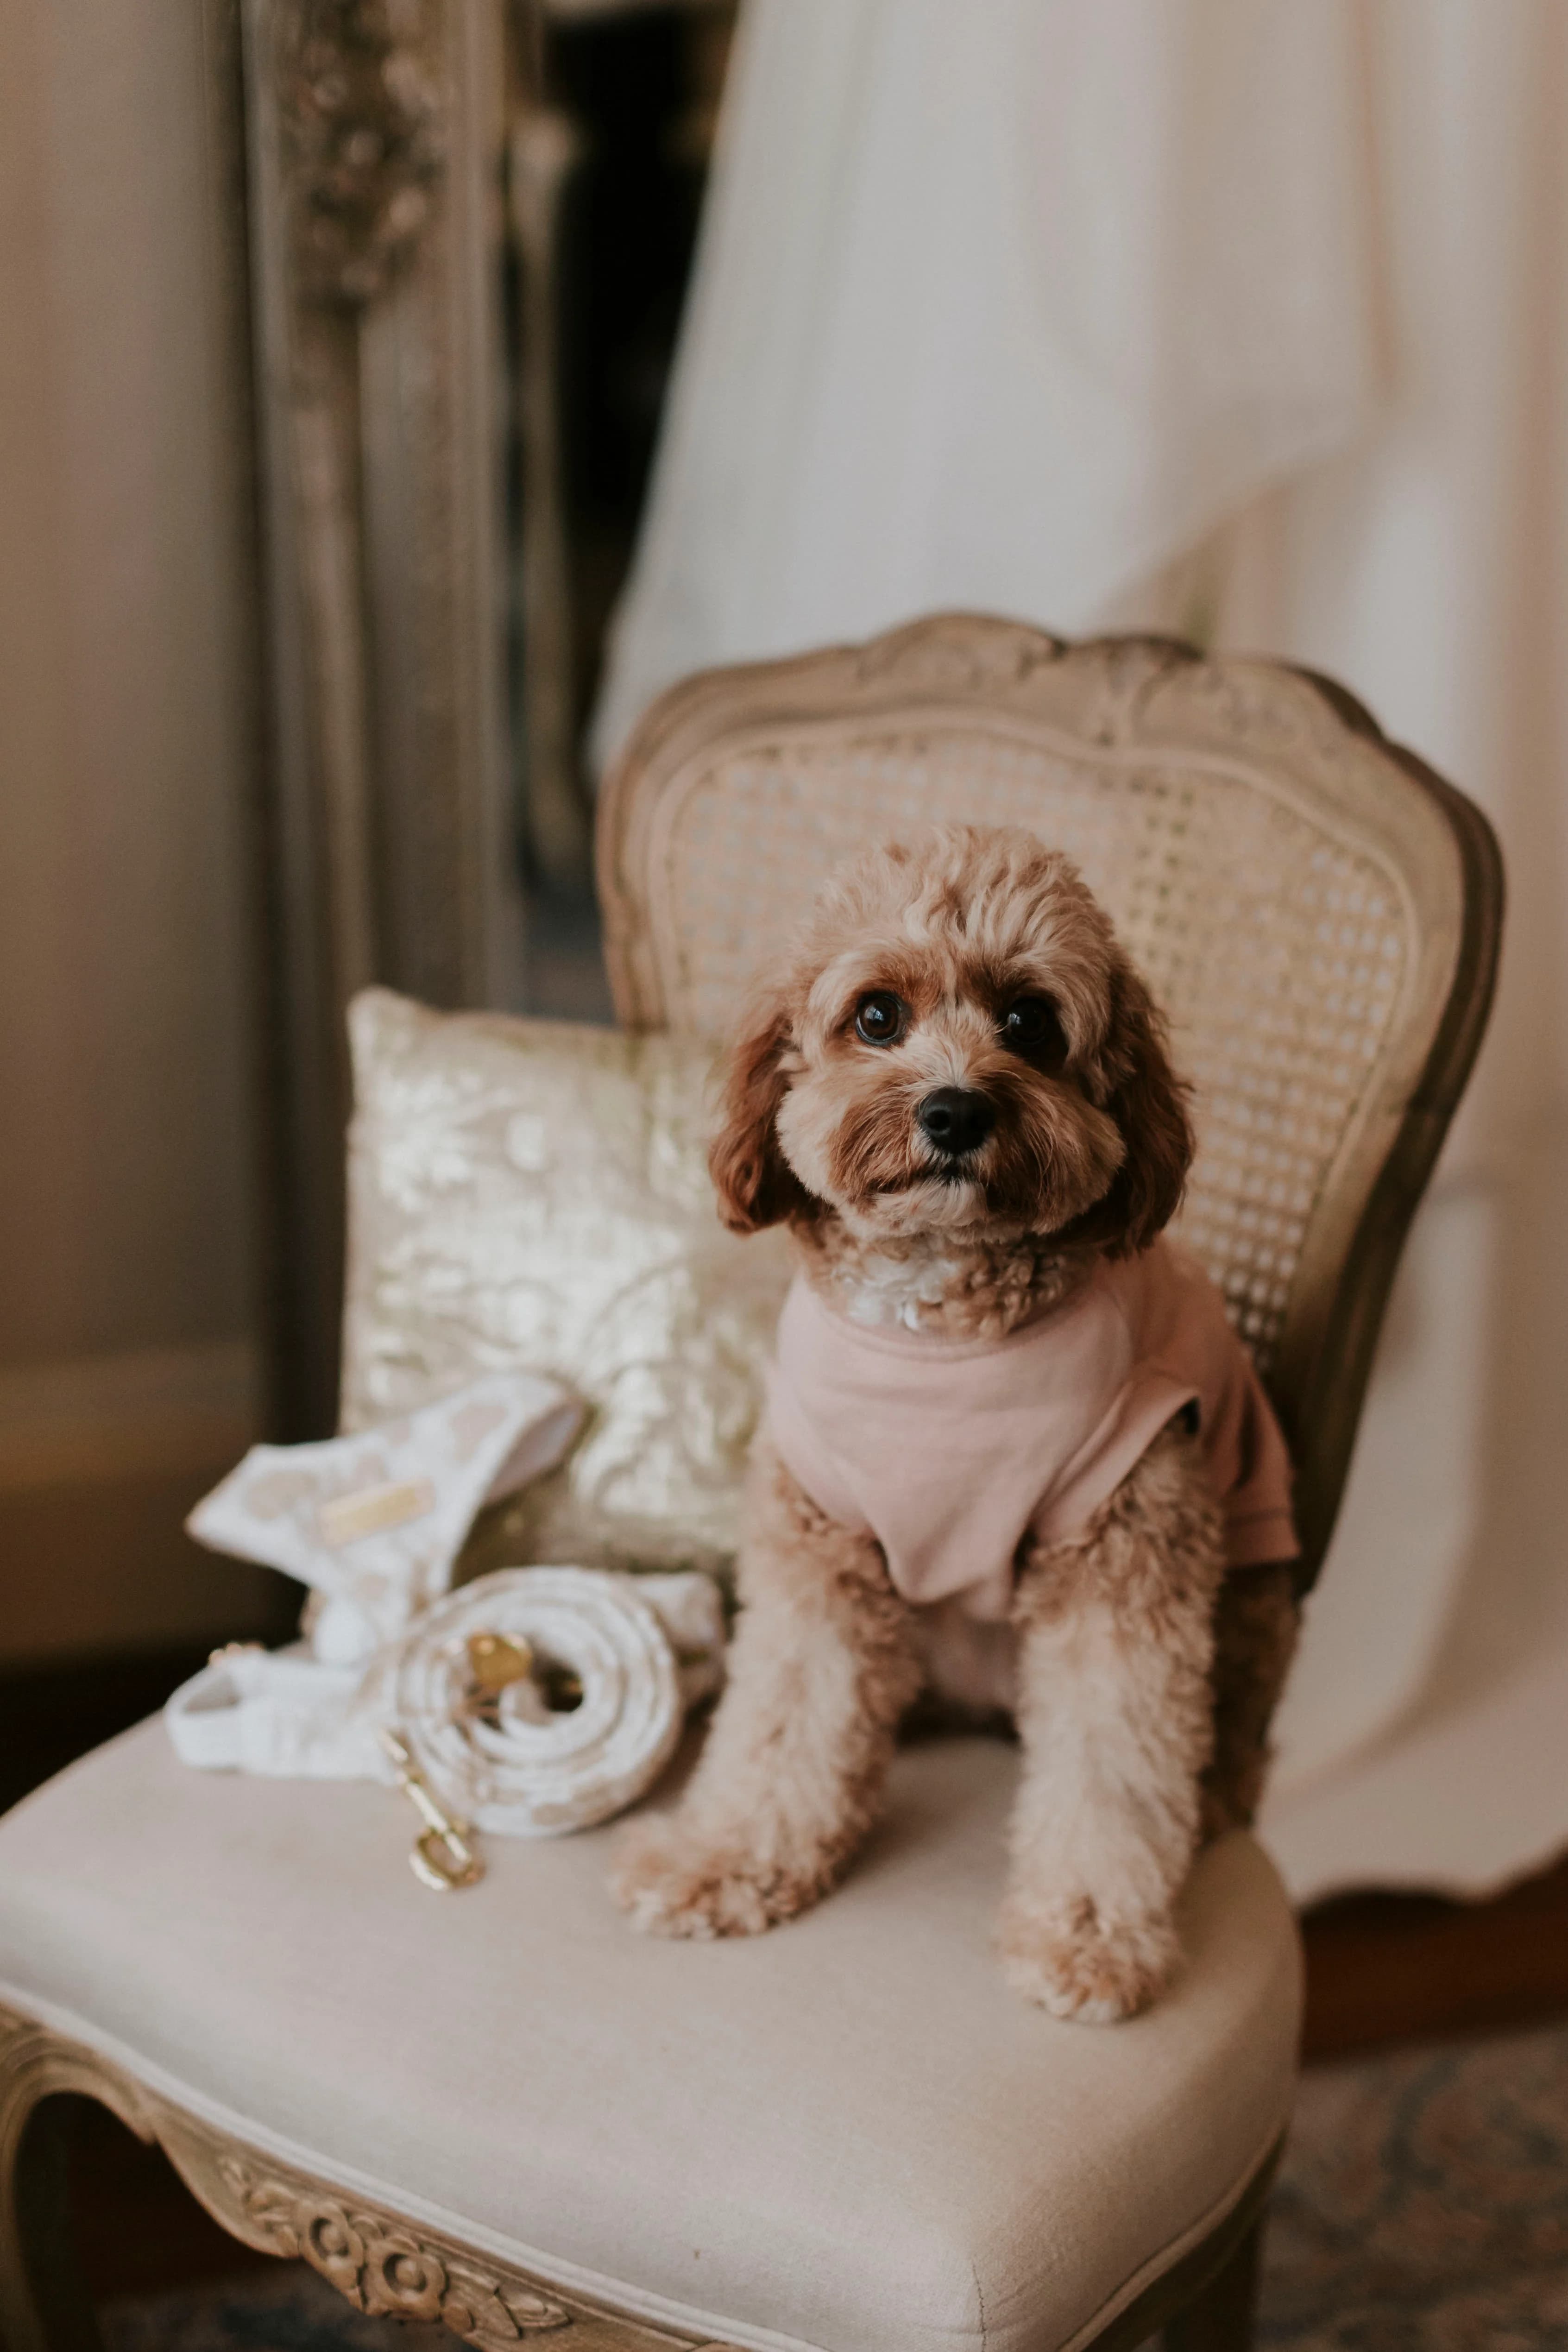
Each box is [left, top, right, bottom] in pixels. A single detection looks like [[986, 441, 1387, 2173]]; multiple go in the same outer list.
[[0, 1, 277, 1660]]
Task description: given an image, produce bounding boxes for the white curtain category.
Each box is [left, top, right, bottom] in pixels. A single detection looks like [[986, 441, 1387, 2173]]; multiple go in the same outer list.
[[592, 0, 1568, 1904]]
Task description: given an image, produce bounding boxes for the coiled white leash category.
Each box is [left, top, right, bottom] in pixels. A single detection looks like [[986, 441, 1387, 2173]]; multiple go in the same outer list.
[[166, 1566, 724, 1886], [387, 1568, 687, 1840]]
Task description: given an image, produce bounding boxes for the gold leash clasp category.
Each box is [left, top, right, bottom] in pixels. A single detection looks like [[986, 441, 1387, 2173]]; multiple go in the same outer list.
[[378, 1726, 486, 1892]]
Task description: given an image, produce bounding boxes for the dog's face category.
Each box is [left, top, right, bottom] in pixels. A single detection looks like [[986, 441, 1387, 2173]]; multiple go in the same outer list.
[[710, 826, 1192, 1252]]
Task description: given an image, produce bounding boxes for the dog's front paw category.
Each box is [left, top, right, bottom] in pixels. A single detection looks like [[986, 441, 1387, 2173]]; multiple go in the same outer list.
[[610, 1815, 820, 1940], [996, 1893, 1177, 2022]]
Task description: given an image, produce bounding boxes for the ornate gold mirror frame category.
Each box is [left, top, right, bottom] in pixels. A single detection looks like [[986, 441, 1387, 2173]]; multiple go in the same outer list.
[[242, 0, 525, 1435]]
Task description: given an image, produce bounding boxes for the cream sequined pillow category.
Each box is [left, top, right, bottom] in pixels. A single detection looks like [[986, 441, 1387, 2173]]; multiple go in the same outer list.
[[340, 988, 790, 1579]]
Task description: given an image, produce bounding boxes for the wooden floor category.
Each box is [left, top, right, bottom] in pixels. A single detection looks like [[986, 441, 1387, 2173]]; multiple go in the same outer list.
[[7, 1655, 1568, 2305], [1300, 1848, 1568, 2062]]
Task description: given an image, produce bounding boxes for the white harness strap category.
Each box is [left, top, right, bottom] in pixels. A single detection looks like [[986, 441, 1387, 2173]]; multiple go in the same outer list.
[[184, 1370, 586, 1663], [164, 1648, 378, 1778]]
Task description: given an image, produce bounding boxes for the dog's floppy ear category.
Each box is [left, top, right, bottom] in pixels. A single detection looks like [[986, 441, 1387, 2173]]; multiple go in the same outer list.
[[1070, 954, 1195, 1256], [708, 991, 812, 1235]]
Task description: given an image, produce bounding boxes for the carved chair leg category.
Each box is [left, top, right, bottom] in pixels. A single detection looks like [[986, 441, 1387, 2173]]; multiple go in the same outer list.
[[1160, 2213, 1263, 2352], [0, 2095, 103, 2352]]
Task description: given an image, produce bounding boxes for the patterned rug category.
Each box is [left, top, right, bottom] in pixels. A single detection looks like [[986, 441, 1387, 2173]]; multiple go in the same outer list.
[[1260, 2025, 1568, 2350], [101, 2024, 1568, 2352]]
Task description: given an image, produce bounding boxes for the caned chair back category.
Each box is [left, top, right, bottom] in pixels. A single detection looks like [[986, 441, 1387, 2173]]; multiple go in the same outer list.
[[597, 616, 1501, 1585]]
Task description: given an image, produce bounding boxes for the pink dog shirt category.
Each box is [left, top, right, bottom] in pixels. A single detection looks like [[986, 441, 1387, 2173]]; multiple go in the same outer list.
[[765, 1238, 1296, 1626]]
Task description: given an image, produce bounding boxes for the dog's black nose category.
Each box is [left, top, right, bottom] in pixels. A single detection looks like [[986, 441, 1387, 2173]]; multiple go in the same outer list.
[[917, 1086, 995, 1159]]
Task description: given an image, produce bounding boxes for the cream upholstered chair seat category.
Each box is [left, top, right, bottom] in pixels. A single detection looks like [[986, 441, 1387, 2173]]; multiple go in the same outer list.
[[0, 621, 1499, 2352], [0, 1720, 1297, 2352]]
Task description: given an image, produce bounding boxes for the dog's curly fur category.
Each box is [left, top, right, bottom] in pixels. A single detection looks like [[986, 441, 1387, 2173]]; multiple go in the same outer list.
[[611, 824, 1298, 2019]]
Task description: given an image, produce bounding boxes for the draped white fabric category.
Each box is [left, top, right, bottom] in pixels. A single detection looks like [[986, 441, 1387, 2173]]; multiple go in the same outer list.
[[592, 0, 1568, 1902], [590, 0, 1374, 769]]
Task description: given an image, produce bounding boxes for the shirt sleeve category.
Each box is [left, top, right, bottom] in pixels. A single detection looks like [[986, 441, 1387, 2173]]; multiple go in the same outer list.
[[1219, 1361, 1298, 1566]]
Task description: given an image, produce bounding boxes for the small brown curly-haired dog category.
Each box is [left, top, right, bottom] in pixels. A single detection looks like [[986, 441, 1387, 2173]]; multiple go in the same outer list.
[[612, 824, 1299, 2020]]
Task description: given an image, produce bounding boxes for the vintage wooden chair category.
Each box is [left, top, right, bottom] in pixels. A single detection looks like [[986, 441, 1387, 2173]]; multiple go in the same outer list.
[[0, 618, 1500, 2352]]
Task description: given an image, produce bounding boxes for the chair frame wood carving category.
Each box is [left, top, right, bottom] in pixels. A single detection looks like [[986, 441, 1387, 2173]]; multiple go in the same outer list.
[[242, 0, 523, 1437], [0, 618, 1501, 2352]]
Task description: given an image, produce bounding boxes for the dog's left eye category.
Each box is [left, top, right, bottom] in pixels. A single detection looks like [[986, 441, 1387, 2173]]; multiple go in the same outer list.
[[1000, 996, 1067, 1064], [854, 991, 907, 1046]]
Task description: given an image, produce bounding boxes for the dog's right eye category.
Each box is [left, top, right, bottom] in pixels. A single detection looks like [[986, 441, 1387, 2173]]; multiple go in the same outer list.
[[854, 991, 907, 1046]]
